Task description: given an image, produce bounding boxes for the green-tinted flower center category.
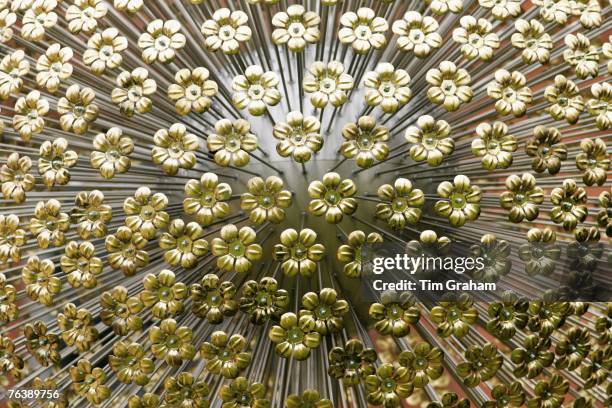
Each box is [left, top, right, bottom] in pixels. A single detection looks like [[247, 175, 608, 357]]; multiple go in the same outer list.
[[316, 305, 330, 319], [229, 240, 245, 257], [381, 379, 396, 392], [287, 327, 304, 343], [450, 193, 466, 209], [260, 195, 274, 209], [292, 244, 308, 260], [178, 236, 193, 252], [166, 335, 179, 348], [324, 190, 341, 205], [391, 198, 407, 212], [140, 205, 155, 220]]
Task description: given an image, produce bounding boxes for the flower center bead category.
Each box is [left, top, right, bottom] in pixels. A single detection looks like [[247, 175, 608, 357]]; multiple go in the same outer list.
[[229, 241, 245, 257], [219, 25, 236, 41], [100, 45, 113, 60], [105, 149, 121, 162], [356, 25, 372, 40], [324, 190, 341, 205], [451, 193, 466, 208], [561, 201, 573, 212], [128, 85, 143, 101], [260, 195, 274, 208], [185, 84, 201, 101], [288, 22, 305, 37], [248, 84, 265, 100], [391, 198, 407, 212], [154, 35, 170, 50], [287, 327, 304, 343], [140, 205, 155, 220], [320, 78, 336, 93], [409, 28, 424, 43], [178, 237, 192, 252], [441, 80, 456, 95], [382, 379, 396, 391], [51, 157, 64, 170]]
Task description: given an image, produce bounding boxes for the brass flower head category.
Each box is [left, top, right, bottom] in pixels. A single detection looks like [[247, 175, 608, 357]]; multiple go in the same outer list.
[[511, 19, 553, 64], [405, 115, 454, 166], [241, 176, 292, 224], [587, 82, 612, 130], [392, 11, 442, 57], [72, 190, 112, 239], [114, 0, 143, 13], [567, 226, 604, 272], [149, 318, 196, 367], [486, 291, 529, 339], [35, 43, 72, 93], [0, 214, 27, 263], [151, 123, 198, 175], [212, 224, 263, 273], [545, 75, 584, 124], [111, 67, 157, 117], [286, 390, 332, 408], [303, 61, 354, 108], [528, 290, 571, 337], [61, 241, 103, 289], [0, 273, 18, 322], [452, 16, 499, 60], [470, 234, 511, 283], [533, 0, 571, 24], [160, 219, 209, 268], [500, 173, 544, 222], [518, 228, 560, 276], [575, 137, 609, 186], [483, 382, 525, 408], [580, 347, 610, 389], [163, 372, 210, 406], [300, 288, 348, 335], [0, 8, 16, 43], [364, 62, 412, 114], [341, 116, 389, 168], [208, 118, 258, 167], [528, 374, 569, 408], [232, 65, 281, 116], [328, 339, 376, 387], [525, 125, 567, 175], [308, 172, 357, 223], [30, 199, 70, 248], [220, 377, 269, 408], [91, 127, 134, 178], [83, 27, 128, 75], [138, 19, 185, 64], [273, 111, 323, 163], [471, 121, 517, 170], [183, 172, 232, 226], [191, 274, 238, 323], [100, 285, 144, 336], [550, 179, 588, 231], [435, 175, 481, 227], [563, 33, 599, 79], [428, 392, 470, 408], [398, 342, 444, 387], [200, 330, 252, 379], [239, 277, 289, 325], [0, 153, 35, 203], [1, 49, 30, 98], [487, 69, 532, 117], [57, 303, 99, 352], [555, 327, 591, 370], [272, 5, 320, 52], [376, 177, 424, 229], [337, 230, 383, 278], [338, 7, 388, 54], [201, 8, 252, 54], [595, 304, 612, 344], [23, 321, 60, 367], [457, 342, 503, 387], [0, 335, 24, 380], [169, 67, 218, 115], [38, 137, 78, 188], [106, 226, 149, 276], [365, 363, 413, 407], [510, 334, 553, 378], [70, 359, 110, 405], [21, 256, 61, 306], [66, 0, 107, 34], [124, 186, 169, 239], [109, 341, 154, 386], [369, 290, 420, 337], [274, 228, 325, 277], [57, 84, 99, 135], [269, 311, 321, 360], [597, 188, 611, 237], [430, 292, 478, 337], [427, 61, 473, 111], [12, 90, 49, 141]]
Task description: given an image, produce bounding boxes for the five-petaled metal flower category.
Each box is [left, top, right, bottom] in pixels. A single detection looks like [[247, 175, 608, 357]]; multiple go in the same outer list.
[[472, 121, 517, 170], [500, 173, 544, 222], [149, 318, 196, 367], [457, 343, 503, 387], [106, 226, 149, 276], [511, 334, 553, 378], [13, 90, 49, 141], [24, 320, 60, 367], [405, 115, 454, 166], [427, 61, 473, 111], [90, 127, 134, 178], [545, 75, 584, 124], [35, 43, 71, 93], [525, 125, 567, 175], [484, 383, 525, 408], [587, 82, 612, 130], [183, 172, 231, 226], [83, 27, 127, 75], [151, 123, 198, 175], [138, 19, 185, 64], [528, 374, 569, 408], [0, 214, 26, 264], [61, 240, 103, 289], [274, 228, 325, 277], [0, 50, 29, 98], [338, 7, 388, 54], [392, 11, 441, 57], [518, 228, 561, 276], [580, 347, 611, 389], [21, 0, 57, 41], [365, 363, 413, 407], [272, 5, 320, 52], [66, 0, 106, 34], [57, 303, 99, 352], [511, 19, 553, 64], [376, 177, 424, 229], [572, 0, 602, 28], [555, 326, 591, 370], [337, 230, 383, 278], [72, 190, 112, 239], [109, 341, 154, 386], [300, 288, 348, 335], [364, 63, 412, 114], [191, 274, 238, 323], [70, 359, 110, 405], [452, 16, 499, 61], [269, 311, 321, 360], [163, 372, 210, 407], [528, 291, 571, 337], [328, 339, 376, 387], [124, 186, 169, 239], [201, 8, 252, 54], [232, 65, 281, 116], [575, 137, 609, 186], [159, 219, 209, 268], [241, 176, 292, 224], [486, 291, 529, 339], [240, 277, 289, 325], [487, 69, 532, 117], [369, 290, 420, 337], [21, 256, 61, 306], [0, 335, 24, 379], [273, 111, 323, 163], [111, 67, 157, 117], [550, 179, 588, 231], [435, 175, 481, 227], [38, 137, 78, 188], [0, 153, 35, 203], [57, 84, 98, 135], [100, 285, 144, 336], [168, 67, 218, 115], [533, 0, 571, 24], [470, 234, 511, 282], [220, 377, 269, 408], [597, 188, 612, 237], [303, 61, 354, 108], [200, 330, 251, 379], [308, 172, 357, 223], [212, 224, 263, 273], [399, 342, 444, 387], [0, 273, 18, 322], [30, 199, 70, 248], [430, 293, 478, 337], [563, 33, 599, 79], [567, 227, 604, 272], [0, 8, 16, 44], [341, 116, 389, 168], [207, 118, 258, 167]]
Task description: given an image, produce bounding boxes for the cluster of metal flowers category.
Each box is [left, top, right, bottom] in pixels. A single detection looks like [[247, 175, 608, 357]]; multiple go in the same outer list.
[[0, 0, 610, 407]]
